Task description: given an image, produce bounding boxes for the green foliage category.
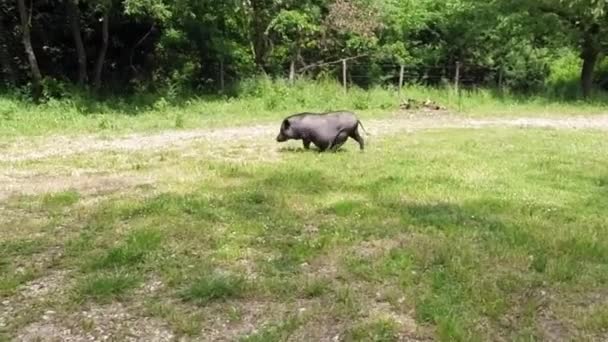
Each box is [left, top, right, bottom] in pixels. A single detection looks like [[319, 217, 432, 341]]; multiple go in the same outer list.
[[2, 0, 606, 97], [123, 0, 172, 21], [546, 50, 583, 98], [267, 10, 320, 48]]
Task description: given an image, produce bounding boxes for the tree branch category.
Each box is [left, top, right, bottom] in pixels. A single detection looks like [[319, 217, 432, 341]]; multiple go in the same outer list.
[[28, 0, 33, 26], [130, 24, 155, 72]]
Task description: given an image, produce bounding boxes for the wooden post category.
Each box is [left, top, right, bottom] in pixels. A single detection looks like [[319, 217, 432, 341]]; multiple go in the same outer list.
[[219, 58, 225, 94], [454, 61, 461, 94], [342, 58, 347, 93], [498, 67, 503, 91], [398, 64, 405, 94], [289, 59, 296, 85]]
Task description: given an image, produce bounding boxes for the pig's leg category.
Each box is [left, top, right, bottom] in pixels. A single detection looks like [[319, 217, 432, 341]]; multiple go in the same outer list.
[[303, 139, 311, 149], [349, 129, 365, 150], [329, 131, 349, 152], [313, 140, 329, 152]]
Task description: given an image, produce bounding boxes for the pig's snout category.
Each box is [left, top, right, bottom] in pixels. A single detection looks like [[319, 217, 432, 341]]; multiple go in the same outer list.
[[276, 132, 287, 142]]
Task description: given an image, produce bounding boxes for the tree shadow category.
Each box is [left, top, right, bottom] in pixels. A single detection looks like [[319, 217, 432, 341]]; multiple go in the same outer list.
[[32, 164, 608, 340], [8, 148, 607, 341]]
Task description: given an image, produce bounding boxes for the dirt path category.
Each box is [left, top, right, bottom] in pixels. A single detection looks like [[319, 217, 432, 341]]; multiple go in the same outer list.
[[2, 114, 608, 163], [2, 114, 608, 201]]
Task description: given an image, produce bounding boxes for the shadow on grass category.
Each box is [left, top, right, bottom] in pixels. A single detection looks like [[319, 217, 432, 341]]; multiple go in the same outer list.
[[72, 165, 608, 275], [20, 165, 608, 340], [277, 146, 350, 154], [277, 146, 313, 154]]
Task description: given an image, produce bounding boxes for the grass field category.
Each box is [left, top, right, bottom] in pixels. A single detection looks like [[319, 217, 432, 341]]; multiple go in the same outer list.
[[2, 78, 608, 138], [2, 114, 608, 340]]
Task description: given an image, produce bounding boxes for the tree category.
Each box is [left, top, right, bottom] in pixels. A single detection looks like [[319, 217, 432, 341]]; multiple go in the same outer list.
[[66, 0, 88, 86], [322, 0, 382, 56], [0, 0, 606, 97], [531, 0, 608, 97], [93, 1, 111, 91], [248, 0, 274, 72], [0, 9, 17, 85], [16, 0, 42, 99], [267, 9, 320, 82]]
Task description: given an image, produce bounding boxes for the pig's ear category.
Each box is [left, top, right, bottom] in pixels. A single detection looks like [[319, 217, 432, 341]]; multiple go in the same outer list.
[[282, 119, 291, 129]]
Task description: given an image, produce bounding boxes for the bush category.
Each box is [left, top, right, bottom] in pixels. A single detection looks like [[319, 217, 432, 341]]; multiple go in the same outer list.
[[545, 50, 582, 99]]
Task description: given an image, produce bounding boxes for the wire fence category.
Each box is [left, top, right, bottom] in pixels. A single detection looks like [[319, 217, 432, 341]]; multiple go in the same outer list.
[[217, 57, 506, 94]]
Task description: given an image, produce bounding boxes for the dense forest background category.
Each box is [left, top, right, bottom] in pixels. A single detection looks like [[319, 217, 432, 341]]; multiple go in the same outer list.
[[1, 0, 608, 102]]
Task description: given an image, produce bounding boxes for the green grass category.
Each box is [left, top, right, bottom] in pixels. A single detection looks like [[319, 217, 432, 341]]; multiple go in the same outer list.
[[302, 278, 331, 298], [75, 272, 140, 302], [239, 316, 302, 342], [1, 77, 608, 138], [579, 305, 608, 332], [0, 269, 38, 298], [91, 229, 162, 270], [181, 273, 247, 304], [0, 238, 46, 257], [1, 125, 607, 340], [41, 190, 80, 209], [0, 239, 44, 297], [143, 302, 203, 336], [344, 318, 401, 341]]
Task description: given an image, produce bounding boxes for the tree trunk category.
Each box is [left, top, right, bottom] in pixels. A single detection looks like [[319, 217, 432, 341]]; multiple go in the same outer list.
[[66, 0, 87, 86], [579, 25, 602, 99], [16, 0, 42, 99], [580, 34, 599, 99], [250, 0, 269, 73], [93, 9, 110, 91], [0, 18, 16, 85], [581, 55, 597, 99]]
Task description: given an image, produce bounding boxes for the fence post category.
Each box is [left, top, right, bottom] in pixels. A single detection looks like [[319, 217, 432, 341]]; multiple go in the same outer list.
[[342, 58, 347, 94], [454, 61, 461, 94], [219, 58, 225, 94], [399, 64, 405, 95], [289, 59, 296, 85], [498, 67, 504, 91]]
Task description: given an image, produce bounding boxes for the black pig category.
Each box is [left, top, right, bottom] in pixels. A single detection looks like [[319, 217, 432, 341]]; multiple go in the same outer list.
[[276, 111, 367, 151]]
